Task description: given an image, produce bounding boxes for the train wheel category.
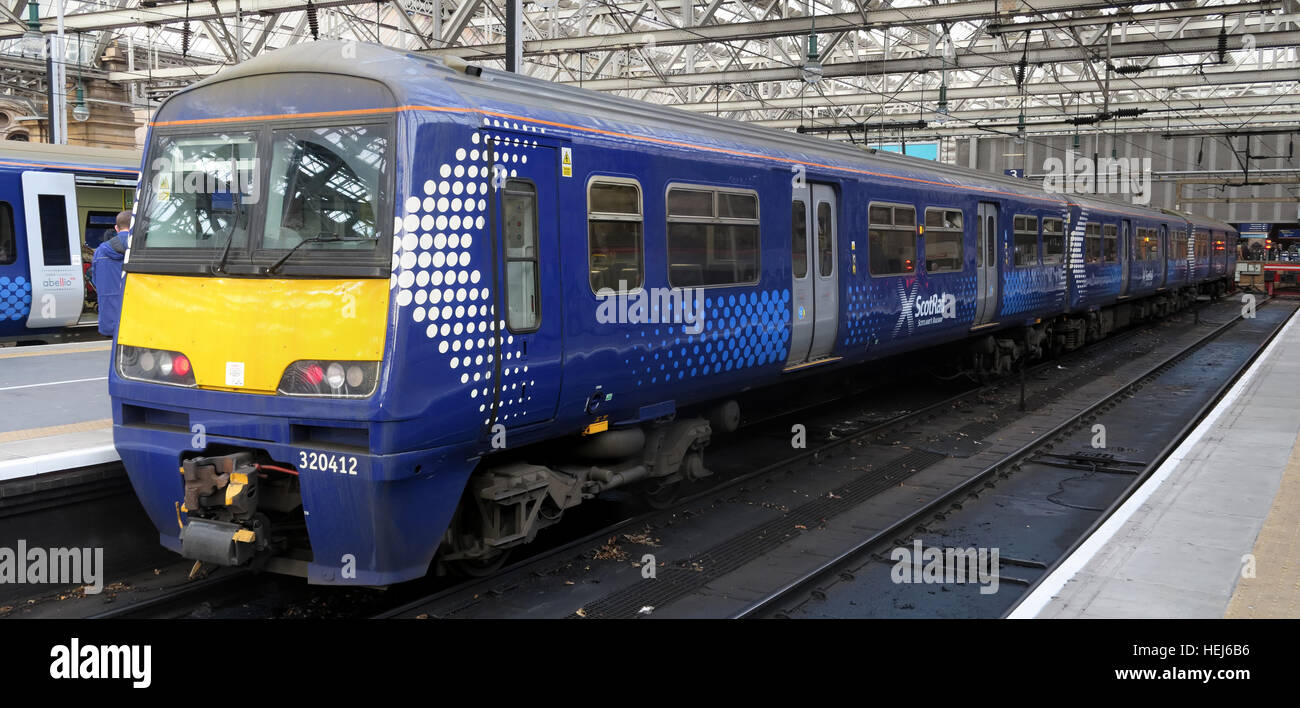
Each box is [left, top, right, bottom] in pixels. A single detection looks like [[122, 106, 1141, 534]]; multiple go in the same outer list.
[[642, 478, 684, 509], [449, 550, 512, 577]]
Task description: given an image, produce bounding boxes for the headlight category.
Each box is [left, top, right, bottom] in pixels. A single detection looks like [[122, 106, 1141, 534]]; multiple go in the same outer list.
[[117, 345, 196, 387], [277, 360, 379, 398]]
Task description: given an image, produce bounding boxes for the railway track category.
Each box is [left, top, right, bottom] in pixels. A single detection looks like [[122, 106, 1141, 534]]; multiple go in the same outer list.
[[377, 298, 1241, 619], [738, 298, 1292, 619], [19, 296, 1246, 619], [86, 570, 254, 620]]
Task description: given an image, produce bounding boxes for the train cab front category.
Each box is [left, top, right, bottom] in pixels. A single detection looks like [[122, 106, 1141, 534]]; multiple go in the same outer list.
[[109, 56, 482, 586]]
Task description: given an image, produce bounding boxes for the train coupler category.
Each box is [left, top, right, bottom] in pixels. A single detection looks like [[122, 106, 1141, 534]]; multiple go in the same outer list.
[[180, 518, 263, 566], [177, 451, 278, 567]]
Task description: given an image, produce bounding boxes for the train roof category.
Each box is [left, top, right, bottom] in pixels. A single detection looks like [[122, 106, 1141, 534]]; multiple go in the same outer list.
[[0, 140, 140, 175], [1161, 208, 1238, 233], [170, 41, 1228, 231]]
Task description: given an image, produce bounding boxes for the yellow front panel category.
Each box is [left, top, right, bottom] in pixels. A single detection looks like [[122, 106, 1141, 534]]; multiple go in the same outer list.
[[118, 274, 389, 393]]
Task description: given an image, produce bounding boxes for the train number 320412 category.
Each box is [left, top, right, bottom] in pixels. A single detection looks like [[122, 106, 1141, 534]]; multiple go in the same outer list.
[[297, 451, 359, 475]]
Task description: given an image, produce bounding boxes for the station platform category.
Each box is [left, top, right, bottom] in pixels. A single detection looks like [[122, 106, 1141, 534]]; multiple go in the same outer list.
[[0, 341, 118, 482], [1012, 308, 1300, 619]]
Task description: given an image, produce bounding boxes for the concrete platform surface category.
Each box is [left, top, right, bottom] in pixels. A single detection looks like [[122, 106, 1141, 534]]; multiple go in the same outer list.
[[0, 341, 117, 480], [1012, 309, 1300, 619]]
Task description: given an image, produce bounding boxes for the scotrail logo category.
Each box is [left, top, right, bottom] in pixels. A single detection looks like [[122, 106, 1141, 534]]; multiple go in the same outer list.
[[914, 292, 957, 324], [894, 281, 957, 336]]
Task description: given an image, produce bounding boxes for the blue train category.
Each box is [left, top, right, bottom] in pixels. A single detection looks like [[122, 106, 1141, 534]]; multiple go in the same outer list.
[[0, 141, 140, 342], [111, 42, 1237, 584]]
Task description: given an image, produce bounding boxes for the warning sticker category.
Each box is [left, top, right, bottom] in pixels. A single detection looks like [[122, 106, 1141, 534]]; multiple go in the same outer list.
[[561, 147, 572, 178]]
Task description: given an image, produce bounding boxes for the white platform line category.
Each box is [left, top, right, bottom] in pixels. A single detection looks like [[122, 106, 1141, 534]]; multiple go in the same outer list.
[[0, 376, 107, 391], [1008, 309, 1299, 619], [0, 444, 120, 482]]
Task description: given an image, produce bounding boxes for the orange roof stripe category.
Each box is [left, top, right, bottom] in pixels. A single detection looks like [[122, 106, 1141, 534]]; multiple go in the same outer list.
[[149, 104, 1173, 216], [0, 159, 138, 174]]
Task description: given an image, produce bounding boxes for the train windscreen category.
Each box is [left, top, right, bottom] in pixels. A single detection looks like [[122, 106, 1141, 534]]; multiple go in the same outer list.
[[132, 122, 390, 275]]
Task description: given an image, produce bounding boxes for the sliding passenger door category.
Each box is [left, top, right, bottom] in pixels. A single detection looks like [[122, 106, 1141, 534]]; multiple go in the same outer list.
[[786, 184, 838, 367], [1120, 219, 1132, 296], [21, 171, 83, 329], [788, 187, 814, 364], [974, 201, 1000, 326], [1158, 224, 1168, 287], [808, 185, 838, 361]]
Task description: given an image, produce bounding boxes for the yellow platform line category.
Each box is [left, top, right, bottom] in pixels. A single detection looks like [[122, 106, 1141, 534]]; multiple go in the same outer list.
[[0, 418, 112, 444], [0, 342, 111, 360], [1224, 432, 1300, 618]]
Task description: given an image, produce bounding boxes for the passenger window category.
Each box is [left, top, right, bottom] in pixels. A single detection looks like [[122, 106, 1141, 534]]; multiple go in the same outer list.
[[923, 208, 963, 273], [1085, 223, 1102, 264], [1042, 218, 1064, 264], [817, 202, 834, 277], [83, 210, 119, 249], [1137, 229, 1158, 261], [1103, 224, 1118, 263], [504, 180, 539, 332], [666, 186, 759, 287], [0, 201, 15, 265], [588, 180, 643, 292], [37, 194, 72, 266], [791, 201, 808, 279], [986, 215, 995, 265], [1013, 215, 1038, 267], [868, 203, 917, 276]]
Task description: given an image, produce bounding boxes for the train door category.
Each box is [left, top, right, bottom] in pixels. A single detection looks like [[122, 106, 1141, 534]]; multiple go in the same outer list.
[[1120, 219, 1132, 295], [1158, 224, 1168, 287], [974, 201, 999, 326], [788, 188, 813, 364], [808, 185, 838, 361], [489, 140, 562, 428], [786, 184, 838, 367], [21, 171, 83, 329]]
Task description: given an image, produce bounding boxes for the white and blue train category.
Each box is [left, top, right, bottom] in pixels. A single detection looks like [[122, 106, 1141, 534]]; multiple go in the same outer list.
[[0, 141, 140, 342], [112, 42, 1237, 584]]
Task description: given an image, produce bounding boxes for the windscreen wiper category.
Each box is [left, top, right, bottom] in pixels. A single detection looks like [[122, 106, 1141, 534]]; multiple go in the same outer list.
[[263, 235, 343, 275], [209, 229, 237, 274]]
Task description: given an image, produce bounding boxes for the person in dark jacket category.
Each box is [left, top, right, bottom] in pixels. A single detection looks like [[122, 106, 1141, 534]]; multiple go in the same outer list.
[[91, 211, 131, 337]]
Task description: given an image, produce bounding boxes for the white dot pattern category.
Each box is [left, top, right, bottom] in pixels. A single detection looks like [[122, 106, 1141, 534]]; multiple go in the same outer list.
[[391, 128, 544, 424]]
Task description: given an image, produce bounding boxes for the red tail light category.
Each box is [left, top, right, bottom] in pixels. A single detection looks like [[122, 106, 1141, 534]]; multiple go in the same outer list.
[[116, 345, 197, 387], [277, 360, 380, 398], [304, 364, 324, 386]]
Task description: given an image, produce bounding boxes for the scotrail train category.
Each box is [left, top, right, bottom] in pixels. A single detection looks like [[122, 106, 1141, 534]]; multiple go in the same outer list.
[[111, 41, 1237, 584], [0, 141, 139, 343]]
